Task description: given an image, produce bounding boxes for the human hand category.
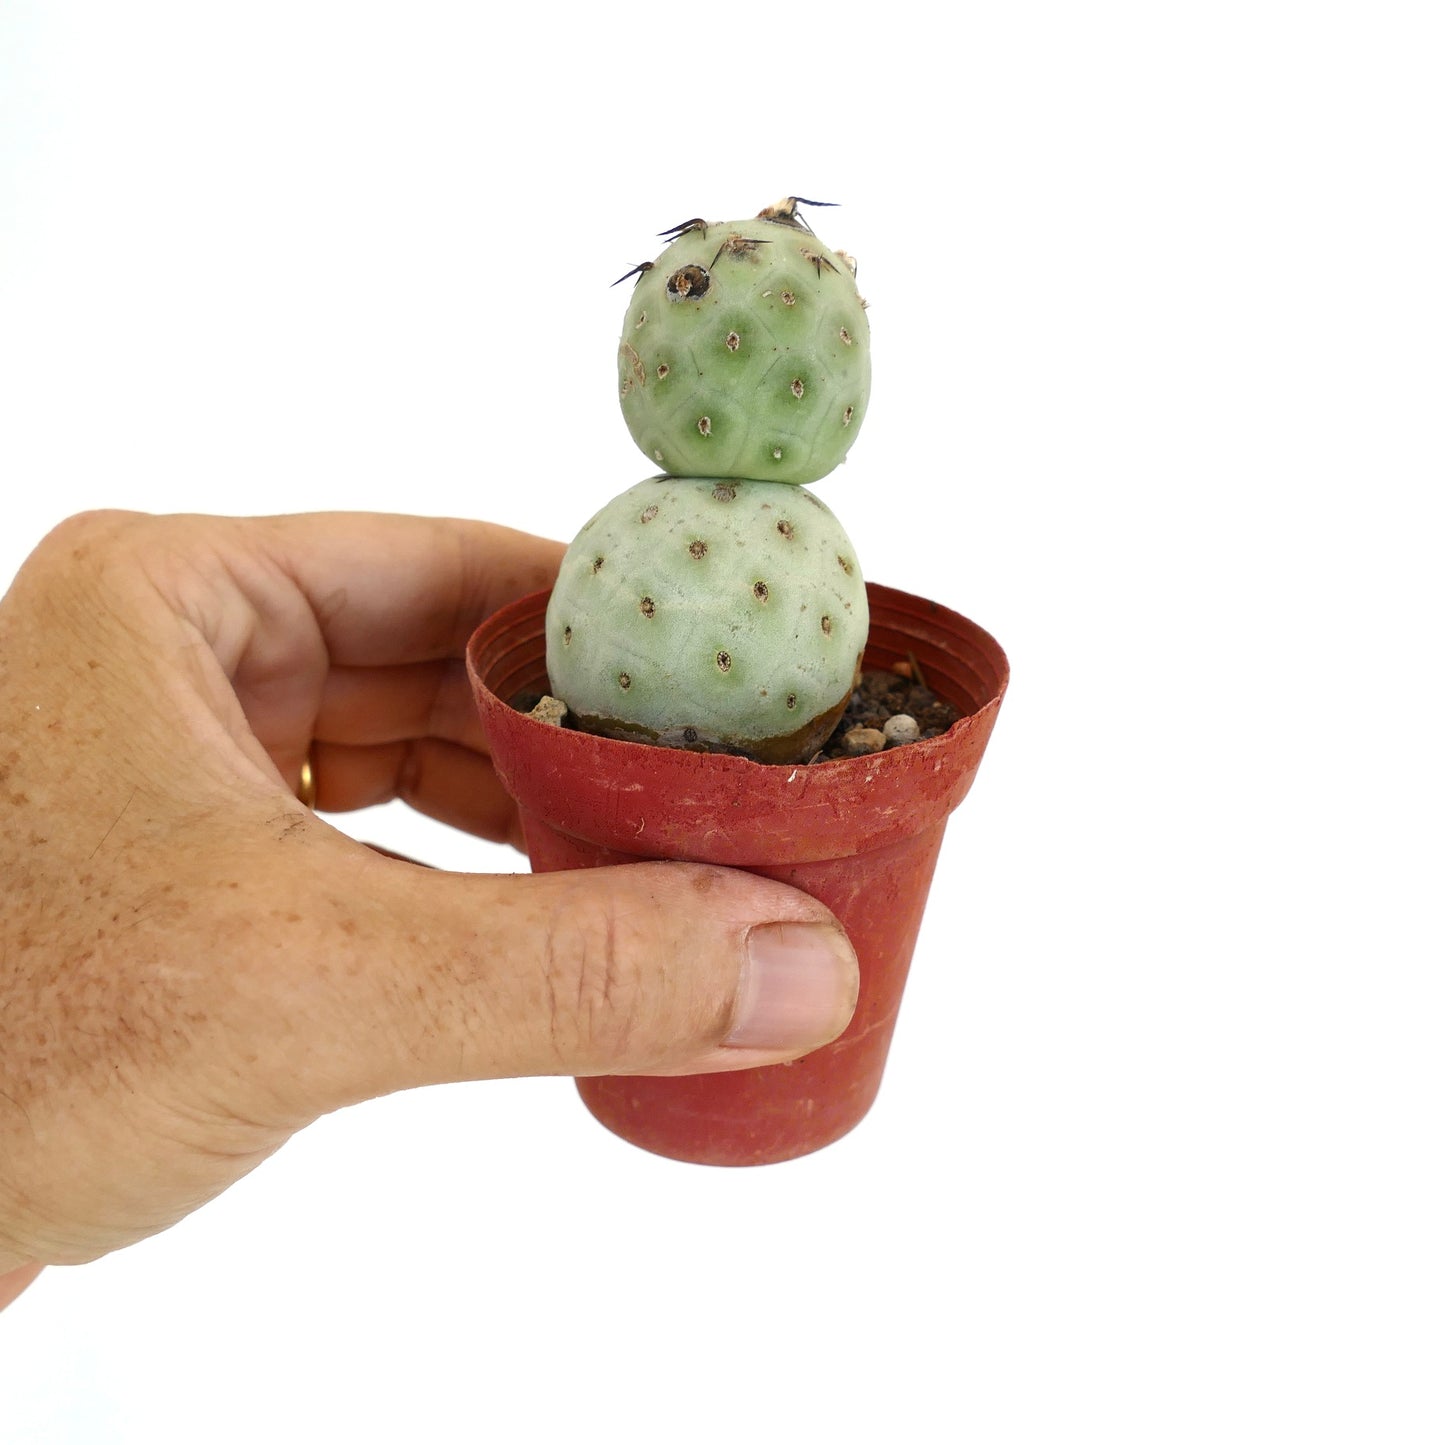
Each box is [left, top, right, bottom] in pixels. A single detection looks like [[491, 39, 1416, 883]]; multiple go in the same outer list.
[[0, 512, 858, 1295]]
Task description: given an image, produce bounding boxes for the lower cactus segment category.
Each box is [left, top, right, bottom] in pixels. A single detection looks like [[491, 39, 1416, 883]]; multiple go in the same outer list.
[[545, 476, 869, 764]]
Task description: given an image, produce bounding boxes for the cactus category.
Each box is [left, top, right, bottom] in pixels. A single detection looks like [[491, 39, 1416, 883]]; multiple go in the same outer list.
[[544, 199, 872, 766], [546, 476, 867, 763], [616, 199, 870, 486]]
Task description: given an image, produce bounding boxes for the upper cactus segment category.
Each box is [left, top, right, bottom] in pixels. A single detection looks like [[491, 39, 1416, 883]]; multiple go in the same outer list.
[[615, 198, 870, 486]]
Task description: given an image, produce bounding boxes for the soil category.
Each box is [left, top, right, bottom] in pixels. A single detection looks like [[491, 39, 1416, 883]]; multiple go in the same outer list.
[[813, 667, 962, 761], [509, 666, 961, 766]]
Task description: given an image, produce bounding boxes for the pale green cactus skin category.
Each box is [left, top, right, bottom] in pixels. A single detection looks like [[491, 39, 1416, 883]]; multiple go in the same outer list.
[[546, 476, 869, 763], [617, 218, 870, 486]]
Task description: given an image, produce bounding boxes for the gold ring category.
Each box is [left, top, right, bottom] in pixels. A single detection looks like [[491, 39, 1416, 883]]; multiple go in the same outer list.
[[297, 753, 318, 809]]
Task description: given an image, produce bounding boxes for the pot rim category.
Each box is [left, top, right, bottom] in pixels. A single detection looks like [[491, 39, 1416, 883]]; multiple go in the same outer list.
[[466, 581, 1008, 865]]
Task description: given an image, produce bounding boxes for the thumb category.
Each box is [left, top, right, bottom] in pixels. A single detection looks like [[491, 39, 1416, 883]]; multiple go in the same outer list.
[[0, 1265, 44, 1312], [252, 850, 860, 1117]]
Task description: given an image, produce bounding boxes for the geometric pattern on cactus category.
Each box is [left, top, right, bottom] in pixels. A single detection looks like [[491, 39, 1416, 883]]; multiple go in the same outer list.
[[545, 476, 869, 764], [617, 217, 870, 486]]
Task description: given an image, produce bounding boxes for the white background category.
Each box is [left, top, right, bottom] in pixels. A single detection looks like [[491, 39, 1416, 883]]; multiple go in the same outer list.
[[1, 2, 1440, 1441]]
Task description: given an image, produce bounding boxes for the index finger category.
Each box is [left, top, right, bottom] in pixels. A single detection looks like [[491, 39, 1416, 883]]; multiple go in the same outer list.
[[252, 512, 564, 667]]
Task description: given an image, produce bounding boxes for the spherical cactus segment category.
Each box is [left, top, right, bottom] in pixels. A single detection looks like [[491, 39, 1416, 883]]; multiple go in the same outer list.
[[616, 213, 870, 486], [545, 476, 869, 764]]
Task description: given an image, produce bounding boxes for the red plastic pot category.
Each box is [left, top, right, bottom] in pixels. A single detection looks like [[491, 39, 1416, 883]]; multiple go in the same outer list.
[[466, 582, 1008, 1166]]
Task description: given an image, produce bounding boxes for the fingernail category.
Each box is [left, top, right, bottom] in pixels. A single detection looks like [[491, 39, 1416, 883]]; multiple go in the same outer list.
[[728, 922, 859, 1052]]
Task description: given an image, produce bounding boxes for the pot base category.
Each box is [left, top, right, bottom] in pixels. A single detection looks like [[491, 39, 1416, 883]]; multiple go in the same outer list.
[[573, 821, 945, 1166]]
